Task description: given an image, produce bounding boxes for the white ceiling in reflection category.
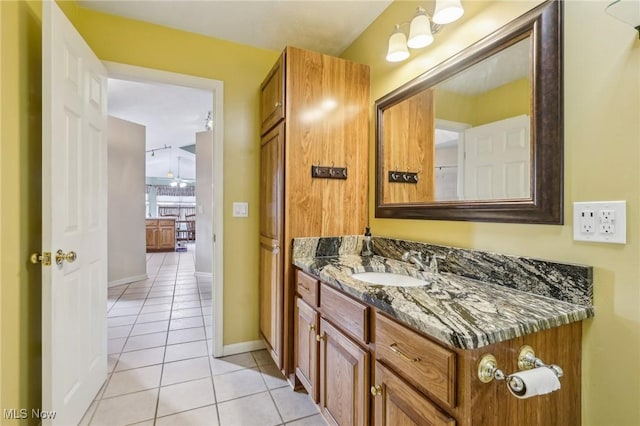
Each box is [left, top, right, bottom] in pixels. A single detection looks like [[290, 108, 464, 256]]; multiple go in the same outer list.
[[437, 38, 531, 96]]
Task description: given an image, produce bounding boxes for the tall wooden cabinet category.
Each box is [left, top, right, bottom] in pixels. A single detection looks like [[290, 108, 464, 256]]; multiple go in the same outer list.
[[259, 47, 370, 372]]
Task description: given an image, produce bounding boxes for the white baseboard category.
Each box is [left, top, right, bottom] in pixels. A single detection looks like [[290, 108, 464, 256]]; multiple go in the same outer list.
[[194, 272, 213, 279], [108, 274, 148, 288], [221, 339, 265, 357]]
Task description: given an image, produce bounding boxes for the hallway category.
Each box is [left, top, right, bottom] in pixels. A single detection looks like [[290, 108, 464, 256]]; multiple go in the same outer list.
[[80, 249, 325, 425]]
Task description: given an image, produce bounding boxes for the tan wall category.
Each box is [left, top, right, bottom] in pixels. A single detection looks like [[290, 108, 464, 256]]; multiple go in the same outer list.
[[0, 0, 278, 420], [0, 1, 44, 423], [341, 1, 640, 424], [58, 4, 280, 346]]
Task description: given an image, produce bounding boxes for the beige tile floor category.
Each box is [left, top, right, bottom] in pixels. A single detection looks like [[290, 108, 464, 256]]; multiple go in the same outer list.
[[81, 247, 327, 426]]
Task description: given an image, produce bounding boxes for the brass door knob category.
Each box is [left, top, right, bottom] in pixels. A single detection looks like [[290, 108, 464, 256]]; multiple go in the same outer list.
[[55, 250, 77, 265], [371, 385, 382, 396], [30, 252, 51, 266]]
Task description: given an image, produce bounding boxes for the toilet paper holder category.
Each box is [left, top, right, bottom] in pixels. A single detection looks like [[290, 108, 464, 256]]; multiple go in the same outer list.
[[477, 345, 564, 393]]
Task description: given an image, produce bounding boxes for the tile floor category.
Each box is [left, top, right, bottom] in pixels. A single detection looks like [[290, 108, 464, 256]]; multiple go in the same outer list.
[[81, 247, 326, 426]]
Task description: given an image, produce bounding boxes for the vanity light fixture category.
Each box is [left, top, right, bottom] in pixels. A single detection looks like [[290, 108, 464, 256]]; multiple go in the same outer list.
[[386, 0, 464, 63]]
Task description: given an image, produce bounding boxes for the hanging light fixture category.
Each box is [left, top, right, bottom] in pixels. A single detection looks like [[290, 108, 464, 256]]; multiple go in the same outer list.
[[433, 0, 465, 25], [408, 7, 434, 49], [386, 24, 410, 62], [385, 0, 464, 63]]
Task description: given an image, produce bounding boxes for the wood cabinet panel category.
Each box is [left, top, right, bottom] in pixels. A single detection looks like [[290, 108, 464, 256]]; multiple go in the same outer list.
[[296, 270, 319, 308], [381, 89, 435, 204], [259, 46, 370, 376], [319, 318, 369, 426], [158, 226, 175, 249], [260, 53, 285, 135], [260, 122, 284, 239], [295, 297, 319, 402], [373, 362, 456, 426], [145, 227, 157, 248], [146, 218, 174, 252], [375, 312, 456, 409], [259, 120, 284, 369], [320, 283, 368, 344], [285, 47, 369, 238], [259, 235, 282, 369]]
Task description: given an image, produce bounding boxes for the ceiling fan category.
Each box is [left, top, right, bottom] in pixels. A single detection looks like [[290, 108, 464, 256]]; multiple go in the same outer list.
[[168, 156, 195, 187]]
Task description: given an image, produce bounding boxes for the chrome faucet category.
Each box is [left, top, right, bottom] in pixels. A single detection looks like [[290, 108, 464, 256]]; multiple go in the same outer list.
[[401, 250, 429, 271]]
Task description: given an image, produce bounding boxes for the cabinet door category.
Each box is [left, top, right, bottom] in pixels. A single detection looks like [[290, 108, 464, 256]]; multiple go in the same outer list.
[[260, 122, 284, 239], [146, 227, 157, 249], [319, 318, 369, 426], [260, 53, 285, 135], [372, 362, 456, 426], [295, 297, 319, 402], [158, 226, 175, 249], [259, 121, 285, 368]]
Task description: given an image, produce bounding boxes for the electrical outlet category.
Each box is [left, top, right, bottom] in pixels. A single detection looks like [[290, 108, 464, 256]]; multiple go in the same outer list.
[[599, 209, 614, 223], [600, 223, 615, 234], [580, 210, 595, 234], [573, 201, 626, 244]]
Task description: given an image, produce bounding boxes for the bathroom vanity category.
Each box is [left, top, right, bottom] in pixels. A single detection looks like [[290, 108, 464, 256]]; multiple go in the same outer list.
[[291, 236, 593, 426]]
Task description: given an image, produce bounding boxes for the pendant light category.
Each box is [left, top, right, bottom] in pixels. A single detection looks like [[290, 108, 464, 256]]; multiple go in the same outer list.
[[386, 24, 410, 62], [433, 0, 465, 25], [408, 7, 434, 49]]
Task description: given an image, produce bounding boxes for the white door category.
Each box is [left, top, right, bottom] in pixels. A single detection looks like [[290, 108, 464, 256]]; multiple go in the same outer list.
[[41, 1, 108, 424], [462, 114, 530, 200]]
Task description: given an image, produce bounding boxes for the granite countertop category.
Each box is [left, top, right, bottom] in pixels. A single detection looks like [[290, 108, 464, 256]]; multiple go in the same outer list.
[[293, 254, 595, 350]]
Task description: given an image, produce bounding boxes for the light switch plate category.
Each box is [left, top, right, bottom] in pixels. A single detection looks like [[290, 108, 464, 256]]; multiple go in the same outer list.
[[232, 202, 249, 218], [573, 201, 626, 244]]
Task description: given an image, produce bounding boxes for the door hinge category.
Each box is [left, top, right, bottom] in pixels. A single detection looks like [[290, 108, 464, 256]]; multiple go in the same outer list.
[[30, 252, 52, 266]]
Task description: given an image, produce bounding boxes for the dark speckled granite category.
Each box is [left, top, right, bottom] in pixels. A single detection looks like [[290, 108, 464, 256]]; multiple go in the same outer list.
[[291, 235, 594, 350], [372, 237, 593, 306]]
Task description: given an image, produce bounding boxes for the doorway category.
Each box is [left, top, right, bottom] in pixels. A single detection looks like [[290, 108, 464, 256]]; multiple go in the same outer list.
[[106, 62, 224, 357]]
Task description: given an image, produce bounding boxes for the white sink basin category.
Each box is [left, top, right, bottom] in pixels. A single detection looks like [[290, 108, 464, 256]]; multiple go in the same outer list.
[[350, 272, 429, 287]]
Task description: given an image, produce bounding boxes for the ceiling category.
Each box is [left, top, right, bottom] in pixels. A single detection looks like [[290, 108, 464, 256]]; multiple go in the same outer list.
[[108, 78, 213, 181], [94, 0, 394, 183], [77, 0, 393, 56]]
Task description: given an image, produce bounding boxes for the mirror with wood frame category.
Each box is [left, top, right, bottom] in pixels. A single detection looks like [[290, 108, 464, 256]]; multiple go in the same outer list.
[[375, 0, 563, 224]]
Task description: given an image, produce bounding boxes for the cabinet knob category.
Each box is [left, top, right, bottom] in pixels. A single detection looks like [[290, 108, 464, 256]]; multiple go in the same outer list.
[[316, 334, 324, 342], [370, 385, 382, 396], [308, 324, 316, 332]]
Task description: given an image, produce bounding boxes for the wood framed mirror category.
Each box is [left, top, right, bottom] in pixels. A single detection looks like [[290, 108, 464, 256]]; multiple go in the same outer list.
[[375, 0, 563, 224]]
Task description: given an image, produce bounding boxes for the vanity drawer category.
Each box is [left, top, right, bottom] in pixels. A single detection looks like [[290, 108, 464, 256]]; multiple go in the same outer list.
[[320, 283, 368, 343], [374, 312, 456, 409], [296, 270, 319, 307]]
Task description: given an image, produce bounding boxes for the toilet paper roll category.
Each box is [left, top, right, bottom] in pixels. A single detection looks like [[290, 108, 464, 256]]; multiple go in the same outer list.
[[507, 367, 561, 399]]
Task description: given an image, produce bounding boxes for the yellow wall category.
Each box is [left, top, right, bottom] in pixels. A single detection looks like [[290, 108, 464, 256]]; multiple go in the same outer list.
[[0, 1, 44, 423], [60, 5, 280, 347], [435, 78, 529, 126], [342, 1, 640, 425], [1, 0, 278, 419]]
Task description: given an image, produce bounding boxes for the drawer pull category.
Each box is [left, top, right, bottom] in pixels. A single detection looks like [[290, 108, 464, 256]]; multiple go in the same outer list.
[[316, 334, 325, 342], [298, 282, 310, 291], [371, 385, 382, 396], [390, 343, 420, 363], [308, 324, 316, 332]]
